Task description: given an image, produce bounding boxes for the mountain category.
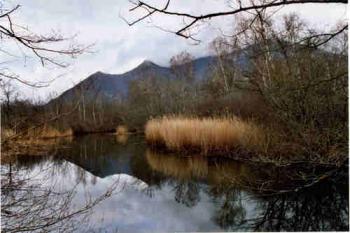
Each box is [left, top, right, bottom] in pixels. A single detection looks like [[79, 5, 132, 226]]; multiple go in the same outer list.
[[48, 45, 258, 105], [54, 60, 170, 102], [45, 41, 328, 105], [50, 55, 219, 104]]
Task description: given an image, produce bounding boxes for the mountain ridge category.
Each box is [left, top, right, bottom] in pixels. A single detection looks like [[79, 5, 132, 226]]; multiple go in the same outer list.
[[49, 55, 218, 104]]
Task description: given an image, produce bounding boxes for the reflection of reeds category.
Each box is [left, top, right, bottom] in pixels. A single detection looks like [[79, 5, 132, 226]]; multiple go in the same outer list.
[[145, 116, 265, 154], [145, 149, 294, 192], [146, 149, 255, 187], [115, 125, 129, 145], [146, 150, 208, 180], [116, 134, 128, 145], [208, 162, 250, 186]]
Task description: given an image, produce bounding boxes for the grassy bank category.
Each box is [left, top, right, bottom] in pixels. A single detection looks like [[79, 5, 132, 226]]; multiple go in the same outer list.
[[145, 116, 266, 155], [1, 126, 73, 141], [1, 126, 74, 161], [27, 126, 73, 139]]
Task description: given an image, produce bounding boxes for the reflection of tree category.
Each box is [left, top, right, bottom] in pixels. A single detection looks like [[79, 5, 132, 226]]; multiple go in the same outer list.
[[229, 172, 349, 232], [210, 186, 246, 230], [206, 172, 349, 232], [1, 163, 120, 232], [173, 181, 200, 207], [217, 198, 245, 229], [250, 178, 349, 231], [146, 148, 348, 231]]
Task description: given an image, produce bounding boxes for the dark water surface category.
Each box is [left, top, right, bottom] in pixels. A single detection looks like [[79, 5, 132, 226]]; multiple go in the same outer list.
[[2, 135, 349, 232]]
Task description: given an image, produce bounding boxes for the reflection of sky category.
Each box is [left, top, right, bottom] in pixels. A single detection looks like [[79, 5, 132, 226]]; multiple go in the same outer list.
[[5, 146, 349, 232], [15, 160, 230, 232], [97, 184, 220, 233], [71, 170, 222, 232]]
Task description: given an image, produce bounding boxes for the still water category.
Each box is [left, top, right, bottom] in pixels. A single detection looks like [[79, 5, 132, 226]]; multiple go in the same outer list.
[[2, 135, 349, 232]]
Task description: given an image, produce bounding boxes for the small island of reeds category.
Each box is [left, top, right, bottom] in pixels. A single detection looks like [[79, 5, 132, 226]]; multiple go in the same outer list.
[[145, 116, 267, 155]]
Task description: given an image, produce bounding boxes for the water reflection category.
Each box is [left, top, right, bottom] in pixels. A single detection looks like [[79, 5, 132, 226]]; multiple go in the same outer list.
[[146, 149, 304, 191], [250, 174, 349, 231], [146, 150, 208, 180], [2, 135, 348, 232], [116, 134, 129, 145]]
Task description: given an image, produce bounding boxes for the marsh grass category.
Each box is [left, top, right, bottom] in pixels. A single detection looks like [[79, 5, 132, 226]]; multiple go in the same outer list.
[[1, 128, 16, 139], [1, 135, 72, 162], [1, 126, 73, 141], [145, 116, 266, 155], [1, 126, 73, 160], [26, 126, 73, 139]]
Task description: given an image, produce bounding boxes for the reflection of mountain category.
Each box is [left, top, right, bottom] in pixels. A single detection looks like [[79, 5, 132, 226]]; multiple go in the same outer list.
[[113, 173, 149, 191], [60, 135, 165, 186], [64, 142, 133, 177]]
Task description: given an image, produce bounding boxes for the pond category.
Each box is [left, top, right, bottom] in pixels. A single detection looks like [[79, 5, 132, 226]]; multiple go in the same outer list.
[[1, 135, 348, 232]]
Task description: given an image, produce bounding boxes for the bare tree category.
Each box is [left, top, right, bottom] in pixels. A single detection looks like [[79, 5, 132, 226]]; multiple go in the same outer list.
[[1, 162, 121, 233], [209, 37, 237, 94], [0, 2, 90, 87], [170, 51, 195, 83], [125, 0, 347, 43], [0, 79, 18, 121]]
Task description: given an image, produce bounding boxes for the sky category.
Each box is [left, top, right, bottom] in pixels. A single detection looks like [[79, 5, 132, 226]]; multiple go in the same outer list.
[[1, 0, 347, 101]]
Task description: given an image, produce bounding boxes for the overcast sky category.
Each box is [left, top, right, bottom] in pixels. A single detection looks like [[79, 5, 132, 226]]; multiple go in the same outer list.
[[1, 0, 347, 101]]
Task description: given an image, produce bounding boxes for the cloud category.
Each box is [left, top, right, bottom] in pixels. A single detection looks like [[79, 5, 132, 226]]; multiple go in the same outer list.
[[1, 0, 346, 100]]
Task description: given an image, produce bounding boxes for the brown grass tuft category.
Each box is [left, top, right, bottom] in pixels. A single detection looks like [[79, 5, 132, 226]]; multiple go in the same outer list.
[[116, 125, 128, 135], [1, 128, 16, 141], [145, 116, 266, 154]]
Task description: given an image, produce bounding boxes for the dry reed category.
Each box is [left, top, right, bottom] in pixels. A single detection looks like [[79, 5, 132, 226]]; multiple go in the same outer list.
[[1, 126, 73, 160], [145, 116, 265, 154], [1, 128, 16, 141], [116, 125, 128, 135], [27, 126, 73, 139]]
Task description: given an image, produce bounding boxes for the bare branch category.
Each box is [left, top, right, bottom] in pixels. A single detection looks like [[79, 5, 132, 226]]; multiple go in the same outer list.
[[0, 3, 91, 87], [126, 0, 347, 40]]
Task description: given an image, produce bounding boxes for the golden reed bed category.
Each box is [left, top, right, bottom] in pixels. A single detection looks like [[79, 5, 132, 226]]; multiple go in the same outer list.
[[145, 116, 265, 154]]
